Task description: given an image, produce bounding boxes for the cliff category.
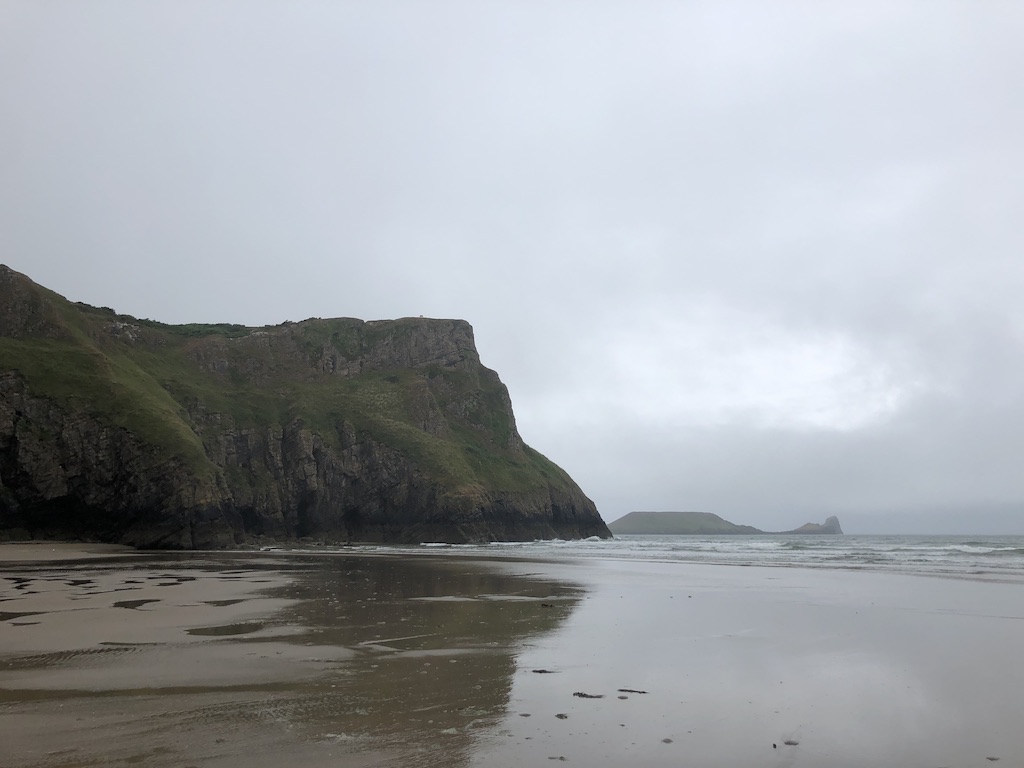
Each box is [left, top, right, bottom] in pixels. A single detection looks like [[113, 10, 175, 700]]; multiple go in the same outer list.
[[0, 265, 611, 547]]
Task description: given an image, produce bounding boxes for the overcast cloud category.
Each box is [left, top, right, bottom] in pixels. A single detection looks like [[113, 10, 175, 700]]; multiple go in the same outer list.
[[2, 1, 1023, 531]]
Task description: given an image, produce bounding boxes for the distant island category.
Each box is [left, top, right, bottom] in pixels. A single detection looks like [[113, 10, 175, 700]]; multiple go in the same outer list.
[[609, 511, 843, 536], [785, 516, 844, 534]]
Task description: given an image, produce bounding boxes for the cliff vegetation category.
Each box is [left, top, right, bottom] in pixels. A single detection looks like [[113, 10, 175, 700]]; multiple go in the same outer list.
[[0, 265, 610, 547]]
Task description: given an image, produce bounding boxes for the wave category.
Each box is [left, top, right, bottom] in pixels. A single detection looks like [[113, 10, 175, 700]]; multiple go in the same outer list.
[[293, 533, 1024, 581]]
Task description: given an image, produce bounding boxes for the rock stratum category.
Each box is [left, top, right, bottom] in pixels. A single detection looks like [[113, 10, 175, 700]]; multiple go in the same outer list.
[[609, 510, 843, 535], [0, 265, 611, 548]]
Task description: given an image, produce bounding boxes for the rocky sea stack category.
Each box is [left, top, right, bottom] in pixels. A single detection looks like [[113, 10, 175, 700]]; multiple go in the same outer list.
[[0, 265, 610, 547]]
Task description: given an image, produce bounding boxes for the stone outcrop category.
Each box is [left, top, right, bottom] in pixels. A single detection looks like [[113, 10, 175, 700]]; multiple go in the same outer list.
[[783, 515, 843, 535], [0, 265, 610, 547]]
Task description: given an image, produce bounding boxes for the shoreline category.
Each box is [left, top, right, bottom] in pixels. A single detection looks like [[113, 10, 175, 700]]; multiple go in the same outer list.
[[0, 541, 140, 563], [6, 532, 1024, 584], [2, 545, 1023, 766]]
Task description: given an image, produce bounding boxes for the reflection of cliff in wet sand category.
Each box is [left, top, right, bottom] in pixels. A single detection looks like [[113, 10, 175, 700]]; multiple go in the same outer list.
[[0, 547, 582, 768], [270, 554, 584, 757], [4, 541, 1023, 767]]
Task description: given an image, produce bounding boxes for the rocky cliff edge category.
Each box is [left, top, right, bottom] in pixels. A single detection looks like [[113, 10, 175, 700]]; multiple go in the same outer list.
[[0, 265, 611, 547]]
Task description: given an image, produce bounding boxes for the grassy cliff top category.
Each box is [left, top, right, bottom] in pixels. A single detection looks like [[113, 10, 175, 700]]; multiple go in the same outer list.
[[0, 264, 575, 497]]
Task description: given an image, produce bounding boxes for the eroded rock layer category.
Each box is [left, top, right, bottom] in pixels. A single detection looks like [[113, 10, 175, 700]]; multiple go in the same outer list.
[[0, 265, 610, 547]]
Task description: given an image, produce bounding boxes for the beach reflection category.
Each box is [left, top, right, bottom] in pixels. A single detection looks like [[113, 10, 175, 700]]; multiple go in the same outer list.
[[267, 554, 584, 765], [0, 552, 583, 768]]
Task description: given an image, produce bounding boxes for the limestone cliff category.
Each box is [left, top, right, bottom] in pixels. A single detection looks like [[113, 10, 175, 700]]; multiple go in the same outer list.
[[0, 265, 610, 547]]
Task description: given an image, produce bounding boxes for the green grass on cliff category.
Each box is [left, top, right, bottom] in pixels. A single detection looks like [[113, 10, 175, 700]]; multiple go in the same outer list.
[[291, 370, 569, 495], [73, 301, 254, 339], [120, 330, 548, 495], [2, 275, 570, 500], [0, 337, 213, 478]]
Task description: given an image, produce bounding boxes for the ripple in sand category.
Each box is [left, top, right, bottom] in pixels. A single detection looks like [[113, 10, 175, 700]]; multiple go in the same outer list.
[[186, 622, 267, 636], [2, 645, 140, 671]]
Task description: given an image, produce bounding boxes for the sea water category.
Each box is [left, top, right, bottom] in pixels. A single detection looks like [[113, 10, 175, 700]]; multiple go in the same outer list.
[[361, 534, 1024, 580], [271, 533, 1024, 580]]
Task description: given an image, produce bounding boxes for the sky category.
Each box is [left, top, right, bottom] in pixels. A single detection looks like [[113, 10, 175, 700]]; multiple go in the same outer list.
[[2, 2, 1023, 532]]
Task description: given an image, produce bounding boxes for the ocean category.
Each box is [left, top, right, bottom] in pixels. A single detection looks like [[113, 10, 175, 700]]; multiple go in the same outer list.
[[297, 533, 1024, 581]]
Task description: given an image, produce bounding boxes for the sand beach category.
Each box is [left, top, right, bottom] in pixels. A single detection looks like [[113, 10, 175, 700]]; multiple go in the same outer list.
[[2, 542, 1022, 767]]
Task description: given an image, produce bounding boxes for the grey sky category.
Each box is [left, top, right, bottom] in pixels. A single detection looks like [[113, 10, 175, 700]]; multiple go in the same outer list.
[[3, 2, 1023, 531]]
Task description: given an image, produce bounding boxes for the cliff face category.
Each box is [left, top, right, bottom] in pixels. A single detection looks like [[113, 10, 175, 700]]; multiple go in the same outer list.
[[0, 265, 610, 547]]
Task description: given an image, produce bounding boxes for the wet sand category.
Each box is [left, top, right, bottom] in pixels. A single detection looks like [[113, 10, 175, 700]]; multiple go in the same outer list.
[[469, 558, 1024, 767], [2, 544, 1023, 767], [0, 542, 138, 562]]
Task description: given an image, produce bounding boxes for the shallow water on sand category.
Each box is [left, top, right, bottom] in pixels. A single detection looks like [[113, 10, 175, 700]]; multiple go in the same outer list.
[[468, 559, 1024, 767], [356, 533, 1024, 581], [2, 548, 1023, 767], [0, 552, 581, 768]]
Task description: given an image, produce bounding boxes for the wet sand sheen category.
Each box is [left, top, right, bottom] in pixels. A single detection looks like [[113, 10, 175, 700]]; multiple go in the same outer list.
[[0, 546, 582, 767], [469, 559, 1024, 767], [2, 544, 1023, 767]]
